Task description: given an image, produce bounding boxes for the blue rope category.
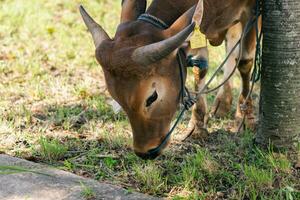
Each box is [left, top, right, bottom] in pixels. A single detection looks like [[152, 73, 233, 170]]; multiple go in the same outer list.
[[187, 55, 208, 70], [138, 14, 169, 29]]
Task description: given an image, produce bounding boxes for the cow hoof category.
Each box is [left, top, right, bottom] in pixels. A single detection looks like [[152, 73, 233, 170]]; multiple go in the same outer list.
[[245, 115, 257, 131], [211, 95, 233, 118], [183, 120, 208, 140], [192, 126, 209, 139], [234, 116, 257, 133], [234, 117, 245, 132], [235, 96, 257, 132]]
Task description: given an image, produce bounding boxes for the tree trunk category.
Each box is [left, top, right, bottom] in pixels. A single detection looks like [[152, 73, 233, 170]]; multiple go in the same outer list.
[[256, 0, 300, 150]]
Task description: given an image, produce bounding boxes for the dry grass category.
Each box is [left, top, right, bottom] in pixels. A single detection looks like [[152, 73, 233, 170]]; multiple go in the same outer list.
[[0, 0, 299, 199]]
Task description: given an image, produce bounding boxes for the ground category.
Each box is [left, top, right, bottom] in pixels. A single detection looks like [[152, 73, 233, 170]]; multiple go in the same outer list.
[[0, 154, 156, 200], [0, 0, 299, 199]]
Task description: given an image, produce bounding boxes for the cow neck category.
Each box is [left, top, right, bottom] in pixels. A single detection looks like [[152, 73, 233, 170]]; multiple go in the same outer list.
[[146, 0, 195, 27]]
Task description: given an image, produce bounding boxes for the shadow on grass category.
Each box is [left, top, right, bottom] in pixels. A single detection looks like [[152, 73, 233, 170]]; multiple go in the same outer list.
[[31, 94, 127, 131]]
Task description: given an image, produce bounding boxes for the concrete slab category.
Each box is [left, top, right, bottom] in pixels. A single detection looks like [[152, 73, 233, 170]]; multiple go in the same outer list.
[[0, 154, 158, 200]]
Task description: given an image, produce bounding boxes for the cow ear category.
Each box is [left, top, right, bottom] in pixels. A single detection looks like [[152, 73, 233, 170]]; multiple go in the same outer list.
[[121, 0, 147, 23]]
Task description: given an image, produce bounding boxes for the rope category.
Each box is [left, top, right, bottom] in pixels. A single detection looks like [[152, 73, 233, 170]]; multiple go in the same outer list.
[[146, 51, 195, 155], [140, 5, 262, 156], [138, 14, 170, 29], [190, 18, 255, 97]]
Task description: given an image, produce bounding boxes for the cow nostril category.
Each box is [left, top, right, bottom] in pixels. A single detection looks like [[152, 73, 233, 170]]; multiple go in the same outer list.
[[134, 151, 160, 160]]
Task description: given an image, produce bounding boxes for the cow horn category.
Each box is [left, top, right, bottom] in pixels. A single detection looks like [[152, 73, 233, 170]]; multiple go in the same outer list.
[[132, 22, 195, 65], [79, 5, 110, 48], [121, 0, 147, 23]]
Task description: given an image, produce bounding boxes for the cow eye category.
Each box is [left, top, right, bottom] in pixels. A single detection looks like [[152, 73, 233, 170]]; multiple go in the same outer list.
[[146, 91, 158, 107]]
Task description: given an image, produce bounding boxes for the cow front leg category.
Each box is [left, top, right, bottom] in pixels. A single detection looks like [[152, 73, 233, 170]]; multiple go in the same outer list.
[[211, 23, 242, 118], [186, 64, 209, 139], [181, 45, 208, 139], [211, 51, 234, 118], [189, 66, 209, 138], [235, 59, 256, 131]]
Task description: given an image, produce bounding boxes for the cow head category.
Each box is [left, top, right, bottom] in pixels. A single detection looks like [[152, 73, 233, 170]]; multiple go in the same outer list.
[[80, 1, 197, 159], [80, 0, 256, 159]]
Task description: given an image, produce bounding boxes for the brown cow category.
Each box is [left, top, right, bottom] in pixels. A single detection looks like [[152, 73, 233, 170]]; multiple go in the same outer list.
[[80, 0, 260, 159]]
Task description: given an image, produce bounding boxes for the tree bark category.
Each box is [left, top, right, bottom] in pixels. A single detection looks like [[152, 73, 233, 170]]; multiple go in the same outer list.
[[256, 0, 300, 150]]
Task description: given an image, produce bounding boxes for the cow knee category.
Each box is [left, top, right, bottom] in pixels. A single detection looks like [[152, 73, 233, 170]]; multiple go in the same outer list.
[[238, 59, 253, 75]]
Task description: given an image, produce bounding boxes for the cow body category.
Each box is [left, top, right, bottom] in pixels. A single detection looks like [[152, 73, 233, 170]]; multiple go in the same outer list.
[[80, 0, 260, 159]]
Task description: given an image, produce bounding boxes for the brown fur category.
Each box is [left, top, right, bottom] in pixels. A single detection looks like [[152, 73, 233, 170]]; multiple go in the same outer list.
[[87, 0, 259, 158]]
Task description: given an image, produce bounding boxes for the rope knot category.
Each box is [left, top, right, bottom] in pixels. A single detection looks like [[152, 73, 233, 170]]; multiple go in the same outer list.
[[240, 103, 248, 112], [183, 98, 196, 110]]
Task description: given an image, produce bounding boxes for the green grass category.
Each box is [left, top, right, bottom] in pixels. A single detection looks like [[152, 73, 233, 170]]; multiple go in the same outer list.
[[243, 165, 274, 196], [80, 181, 96, 200], [36, 137, 68, 163], [133, 162, 167, 194], [181, 149, 219, 189], [0, 0, 299, 199]]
